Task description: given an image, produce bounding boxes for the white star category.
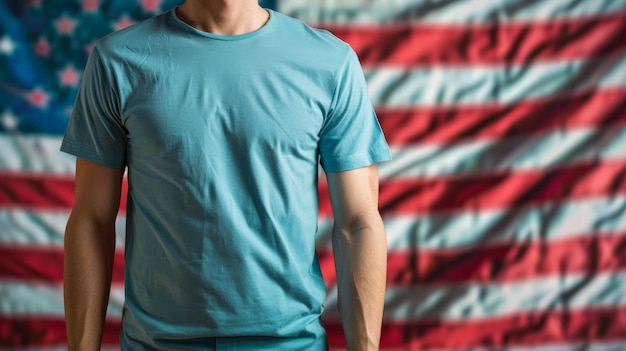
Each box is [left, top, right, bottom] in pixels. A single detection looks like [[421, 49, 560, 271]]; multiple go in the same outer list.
[[1, 110, 19, 130], [26, 88, 50, 109], [82, 0, 100, 12], [33, 37, 51, 56], [55, 15, 77, 35], [141, 0, 161, 13], [59, 65, 80, 87], [0, 35, 16, 55]]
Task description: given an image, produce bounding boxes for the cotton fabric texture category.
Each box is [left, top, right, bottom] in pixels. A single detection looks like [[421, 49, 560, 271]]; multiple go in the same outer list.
[[61, 7, 391, 350]]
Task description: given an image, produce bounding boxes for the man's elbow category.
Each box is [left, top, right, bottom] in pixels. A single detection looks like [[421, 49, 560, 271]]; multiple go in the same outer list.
[[333, 211, 385, 246], [65, 208, 118, 242]]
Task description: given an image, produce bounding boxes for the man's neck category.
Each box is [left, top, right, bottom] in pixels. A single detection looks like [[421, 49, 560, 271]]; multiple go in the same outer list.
[[176, 0, 269, 36]]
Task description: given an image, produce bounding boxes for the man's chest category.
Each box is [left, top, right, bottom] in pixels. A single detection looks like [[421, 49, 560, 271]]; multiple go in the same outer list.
[[118, 62, 330, 158]]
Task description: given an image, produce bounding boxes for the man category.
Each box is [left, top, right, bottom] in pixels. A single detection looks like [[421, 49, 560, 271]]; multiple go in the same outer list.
[[62, 0, 391, 350]]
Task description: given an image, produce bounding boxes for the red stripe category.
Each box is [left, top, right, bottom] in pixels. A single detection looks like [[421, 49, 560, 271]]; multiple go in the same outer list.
[[0, 246, 124, 283], [325, 11, 626, 66], [4, 159, 626, 216], [0, 317, 120, 347], [319, 159, 626, 216], [3, 308, 625, 348], [0, 173, 75, 210], [377, 88, 626, 146], [0, 172, 128, 212], [325, 307, 626, 349], [316, 232, 626, 286]]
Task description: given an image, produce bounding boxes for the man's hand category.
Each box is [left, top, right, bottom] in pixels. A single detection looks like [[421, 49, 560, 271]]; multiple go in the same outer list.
[[327, 164, 386, 351], [64, 158, 124, 351]]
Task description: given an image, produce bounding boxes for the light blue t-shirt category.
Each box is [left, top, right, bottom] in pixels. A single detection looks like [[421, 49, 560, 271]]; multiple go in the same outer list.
[[61, 7, 391, 351]]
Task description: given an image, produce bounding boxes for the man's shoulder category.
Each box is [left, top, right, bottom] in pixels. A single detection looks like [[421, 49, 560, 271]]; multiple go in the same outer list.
[[271, 10, 353, 63], [94, 11, 168, 57]]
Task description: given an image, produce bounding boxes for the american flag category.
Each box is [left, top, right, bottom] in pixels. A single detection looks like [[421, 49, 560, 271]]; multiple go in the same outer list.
[[2, 0, 626, 350]]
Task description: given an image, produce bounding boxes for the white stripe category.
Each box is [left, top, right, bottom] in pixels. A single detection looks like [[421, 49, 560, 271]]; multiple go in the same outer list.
[[3, 195, 625, 252], [0, 280, 123, 317], [0, 134, 73, 174], [322, 270, 626, 320], [6, 122, 626, 181], [0, 209, 126, 248], [365, 52, 626, 106], [280, 0, 626, 24], [3, 271, 624, 322], [382, 124, 626, 178], [316, 196, 626, 250]]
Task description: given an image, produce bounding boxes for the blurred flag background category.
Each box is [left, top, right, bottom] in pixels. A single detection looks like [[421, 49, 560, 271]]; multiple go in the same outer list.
[[2, 0, 626, 350]]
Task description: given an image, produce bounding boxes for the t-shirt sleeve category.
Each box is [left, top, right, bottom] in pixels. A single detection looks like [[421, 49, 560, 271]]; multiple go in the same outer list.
[[60, 46, 127, 168], [319, 46, 391, 173]]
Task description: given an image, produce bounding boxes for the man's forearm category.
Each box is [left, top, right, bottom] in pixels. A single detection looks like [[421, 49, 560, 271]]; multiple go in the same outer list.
[[333, 216, 387, 351], [64, 214, 116, 351]]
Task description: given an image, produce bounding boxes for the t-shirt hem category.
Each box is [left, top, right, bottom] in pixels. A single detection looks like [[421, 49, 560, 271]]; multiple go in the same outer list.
[[322, 147, 392, 173], [60, 139, 126, 168]]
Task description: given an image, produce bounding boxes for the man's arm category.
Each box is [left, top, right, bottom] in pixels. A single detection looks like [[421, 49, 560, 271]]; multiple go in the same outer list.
[[64, 158, 124, 351], [326, 164, 387, 351]]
